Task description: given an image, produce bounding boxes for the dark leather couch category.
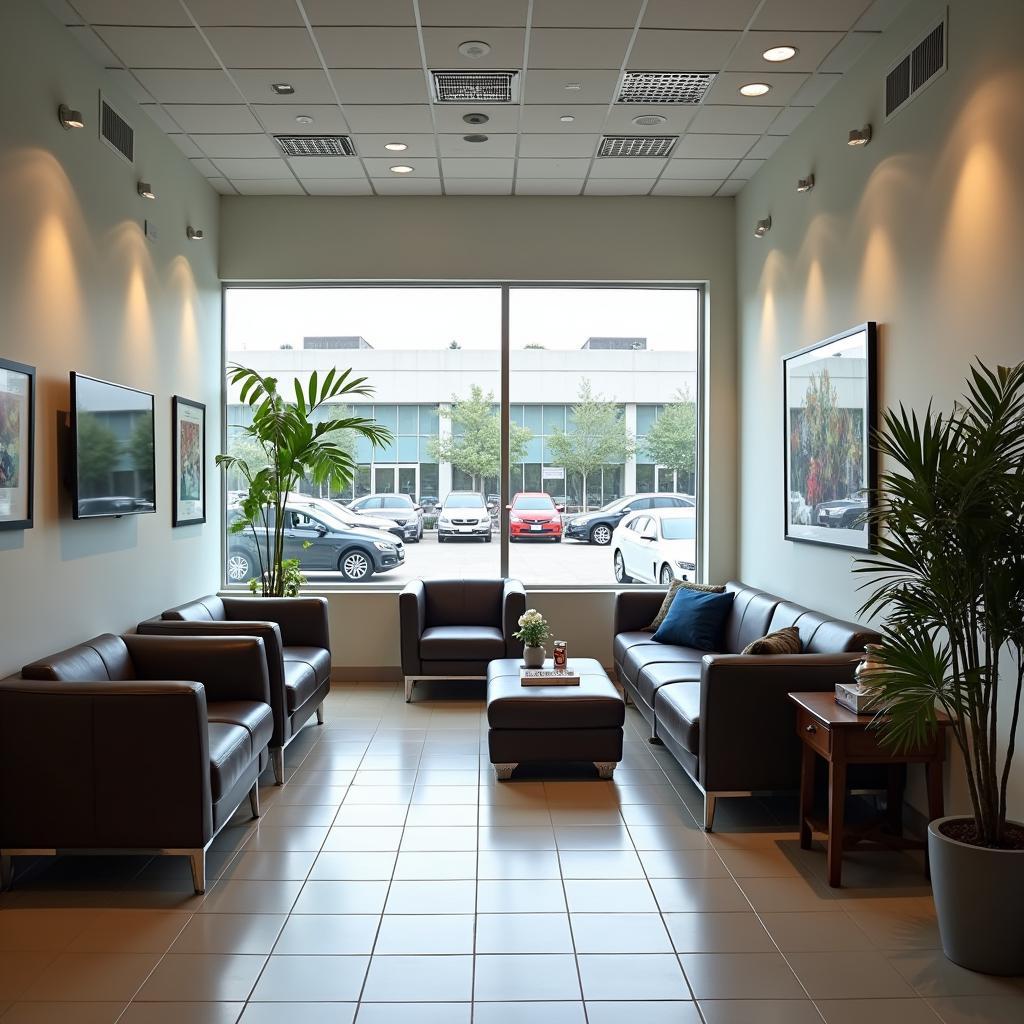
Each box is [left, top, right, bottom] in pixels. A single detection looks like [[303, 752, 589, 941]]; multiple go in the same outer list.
[[614, 580, 880, 830], [0, 633, 273, 893], [400, 578, 526, 702], [138, 595, 331, 784]]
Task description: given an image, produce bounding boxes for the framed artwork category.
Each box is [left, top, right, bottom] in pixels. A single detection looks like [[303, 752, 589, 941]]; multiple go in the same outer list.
[[0, 358, 35, 531], [783, 322, 877, 552], [172, 396, 206, 527]]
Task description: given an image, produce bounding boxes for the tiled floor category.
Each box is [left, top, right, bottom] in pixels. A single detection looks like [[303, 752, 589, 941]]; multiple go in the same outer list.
[[2, 681, 1022, 1023]]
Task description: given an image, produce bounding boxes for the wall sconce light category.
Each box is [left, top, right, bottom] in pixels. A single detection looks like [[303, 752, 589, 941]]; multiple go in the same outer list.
[[58, 104, 85, 130], [137, 182, 156, 199], [186, 226, 204, 241], [796, 174, 815, 193], [754, 216, 772, 239], [847, 124, 872, 146]]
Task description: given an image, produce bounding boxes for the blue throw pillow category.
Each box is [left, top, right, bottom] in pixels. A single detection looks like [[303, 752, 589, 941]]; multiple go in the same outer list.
[[651, 588, 735, 651]]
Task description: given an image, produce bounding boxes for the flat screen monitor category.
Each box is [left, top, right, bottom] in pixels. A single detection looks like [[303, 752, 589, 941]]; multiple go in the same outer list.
[[70, 372, 155, 519]]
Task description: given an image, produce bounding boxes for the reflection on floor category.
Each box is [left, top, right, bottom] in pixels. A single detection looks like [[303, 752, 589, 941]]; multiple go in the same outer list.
[[1, 681, 1022, 1024]]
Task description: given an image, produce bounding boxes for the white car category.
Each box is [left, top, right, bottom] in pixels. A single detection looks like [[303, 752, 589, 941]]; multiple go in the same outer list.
[[280, 493, 405, 541], [612, 507, 697, 585]]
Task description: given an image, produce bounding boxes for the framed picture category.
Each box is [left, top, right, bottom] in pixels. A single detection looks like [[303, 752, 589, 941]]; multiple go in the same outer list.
[[0, 358, 35, 531], [172, 396, 206, 527], [783, 322, 877, 551]]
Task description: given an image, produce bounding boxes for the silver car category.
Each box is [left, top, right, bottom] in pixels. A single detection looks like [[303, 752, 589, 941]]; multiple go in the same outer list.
[[348, 493, 425, 542]]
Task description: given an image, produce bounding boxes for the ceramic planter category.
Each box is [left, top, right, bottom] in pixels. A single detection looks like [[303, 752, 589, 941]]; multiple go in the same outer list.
[[523, 645, 546, 668]]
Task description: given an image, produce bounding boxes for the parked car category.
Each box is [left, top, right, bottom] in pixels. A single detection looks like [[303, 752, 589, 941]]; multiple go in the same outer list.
[[612, 507, 697, 585], [437, 491, 492, 542], [418, 494, 439, 511], [564, 492, 695, 546], [286, 493, 404, 540], [507, 492, 563, 542], [226, 503, 404, 583], [815, 498, 867, 530], [347, 493, 424, 542]]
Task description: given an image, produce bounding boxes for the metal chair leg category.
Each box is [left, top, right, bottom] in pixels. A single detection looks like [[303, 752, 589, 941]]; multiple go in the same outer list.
[[493, 762, 518, 781], [189, 850, 206, 895], [316, 702, 325, 725], [703, 793, 717, 832], [272, 747, 285, 786], [249, 782, 261, 818], [405, 676, 414, 702]]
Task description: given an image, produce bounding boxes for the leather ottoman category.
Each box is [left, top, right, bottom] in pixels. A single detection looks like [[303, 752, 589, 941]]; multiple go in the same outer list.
[[486, 658, 625, 780]]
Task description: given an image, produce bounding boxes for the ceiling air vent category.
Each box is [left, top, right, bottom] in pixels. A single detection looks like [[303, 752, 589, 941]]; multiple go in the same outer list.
[[274, 135, 356, 157], [618, 71, 716, 105], [885, 17, 946, 120], [598, 135, 677, 158], [430, 70, 520, 103], [99, 97, 133, 164]]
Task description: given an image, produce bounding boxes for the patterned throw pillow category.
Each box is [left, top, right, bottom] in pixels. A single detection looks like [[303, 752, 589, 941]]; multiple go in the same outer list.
[[645, 580, 727, 632], [740, 626, 802, 656]]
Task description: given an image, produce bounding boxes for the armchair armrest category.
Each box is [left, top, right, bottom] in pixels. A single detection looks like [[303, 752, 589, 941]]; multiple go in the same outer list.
[[698, 652, 862, 793], [222, 596, 330, 650], [502, 578, 527, 658], [0, 679, 212, 849], [614, 590, 667, 635], [399, 580, 426, 675]]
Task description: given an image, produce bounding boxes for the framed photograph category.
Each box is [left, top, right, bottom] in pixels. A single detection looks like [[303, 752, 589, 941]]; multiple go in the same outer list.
[[172, 396, 206, 527], [783, 322, 877, 551], [0, 358, 35, 531]]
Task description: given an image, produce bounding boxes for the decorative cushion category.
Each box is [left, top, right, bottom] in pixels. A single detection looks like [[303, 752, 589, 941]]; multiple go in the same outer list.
[[646, 580, 727, 633], [651, 588, 735, 652], [741, 625, 803, 656]]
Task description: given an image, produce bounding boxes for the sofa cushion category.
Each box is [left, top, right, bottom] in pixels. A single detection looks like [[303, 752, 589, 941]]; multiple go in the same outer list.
[[613, 631, 660, 669], [621, 642, 705, 687], [207, 700, 273, 756], [208, 722, 252, 801], [652, 589, 734, 651], [723, 584, 781, 655], [283, 646, 331, 686], [645, 580, 727, 632], [162, 596, 226, 622], [425, 581, 504, 629], [284, 660, 318, 713], [420, 625, 505, 661], [655, 682, 701, 756], [767, 601, 879, 653], [636, 660, 702, 710], [741, 626, 802, 656], [21, 634, 136, 683]]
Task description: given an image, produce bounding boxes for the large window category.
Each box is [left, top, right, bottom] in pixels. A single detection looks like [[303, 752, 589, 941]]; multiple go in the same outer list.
[[223, 284, 702, 588]]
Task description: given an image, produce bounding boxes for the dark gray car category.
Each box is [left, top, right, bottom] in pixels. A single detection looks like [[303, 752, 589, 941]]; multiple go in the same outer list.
[[563, 492, 695, 546], [348, 493, 424, 542]]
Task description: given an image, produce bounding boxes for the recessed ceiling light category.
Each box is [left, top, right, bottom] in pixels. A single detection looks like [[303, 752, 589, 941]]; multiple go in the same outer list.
[[458, 40, 491, 59], [763, 45, 798, 62], [137, 181, 156, 199], [740, 82, 772, 97], [463, 134, 488, 143], [564, 82, 582, 91], [753, 216, 772, 238], [295, 114, 314, 125], [463, 112, 489, 125], [390, 165, 414, 174], [847, 124, 872, 146], [58, 104, 84, 129], [384, 142, 408, 151], [186, 226, 204, 241], [271, 83, 295, 95], [796, 174, 815, 192], [559, 114, 575, 123], [632, 113, 667, 126]]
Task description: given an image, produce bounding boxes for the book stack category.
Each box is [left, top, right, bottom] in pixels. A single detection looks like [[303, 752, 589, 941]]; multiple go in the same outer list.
[[520, 668, 581, 686]]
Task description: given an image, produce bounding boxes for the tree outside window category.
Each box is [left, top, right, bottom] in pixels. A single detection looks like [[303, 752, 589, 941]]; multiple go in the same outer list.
[[643, 385, 697, 493]]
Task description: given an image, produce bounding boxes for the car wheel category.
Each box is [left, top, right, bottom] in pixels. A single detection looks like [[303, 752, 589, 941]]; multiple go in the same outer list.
[[659, 564, 674, 585], [591, 524, 612, 546], [438, 535, 446, 543], [484, 533, 491, 543], [338, 548, 372, 582], [614, 550, 633, 584], [227, 548, 255, 583], [553, 535, 561, 542]]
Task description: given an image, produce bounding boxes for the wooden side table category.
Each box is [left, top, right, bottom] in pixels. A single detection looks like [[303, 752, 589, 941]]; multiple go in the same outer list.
[[787, 691, 950, 887]]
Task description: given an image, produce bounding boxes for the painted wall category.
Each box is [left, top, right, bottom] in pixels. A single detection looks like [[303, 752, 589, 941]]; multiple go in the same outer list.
[[736, 0, 1024, 814], [0, 0, 221, 675]]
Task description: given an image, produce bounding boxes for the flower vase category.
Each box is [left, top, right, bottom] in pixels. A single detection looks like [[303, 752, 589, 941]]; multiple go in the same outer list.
[[524, 645, 546, 668]]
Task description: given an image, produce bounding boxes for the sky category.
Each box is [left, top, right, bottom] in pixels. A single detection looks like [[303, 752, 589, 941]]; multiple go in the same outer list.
[[225, 287, 700, 353]]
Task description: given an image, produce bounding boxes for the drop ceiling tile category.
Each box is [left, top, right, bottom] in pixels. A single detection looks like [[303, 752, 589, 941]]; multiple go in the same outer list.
[[168, 134, 204, 158], [514, 178, 584, 195], [204, 27, 320, 68], [652, 179, 724, 196], [518, 134, 599, 158], [704, 72, 810, 106], [590, 157, 668, 178], [343, 106, 434, 132], [790, 73, 842, 105], [94, 26, 217, 68], [373, 178, 443, 194], [104, 68, 154, 103], [690, 104, 782, 133], [186, 0, 306, 26], [206, 177, 238, 194], [419, 0, 528, 26], [254, 105, 350, 133], [189, 157, 219, 176], [584, 179, 655, 195], [819, 32, 877, 72], [353, 134, 440, 157], [437, 134, 517, 157], [302, 179, 374, 195], [643, 0, 759, 30], [164, 104, 262, 132], [133, 69, 239, 104], [672, 133, 758, 158], [286, 156, 369, 178], [215, 158, 295, 179], [663, 157, 741, 179], [628, 29, 739, 69], [42, 0, 82, 24], [601, 105, 696, 133], [233, 70, 336, 105], [516, 158, 592, 178], [734, 158, 766, 177], [67, 26, 121, 66], [747, 135, 785, 158], [767, 105, 813, 134], [330, 70, 428, 105], [445, 179, 514, 195], [304, 1, 415, 25], [519, 105, 608, 133], [74, 1, 190, 25], [855, 0, 911, 32], [727, 31, 845, 72], [433, 105, 522, 133], [717, 179, 747, 195], [524, 70, 621, 105], [139, 104, 183, 133], [233, 178, 305, 195], [315, 28, 422, 68], [363, 157, 441, 177], [754, 0, 875, 32], [441, 158, 515, 177], [194, 134, 280, 158], [533, 0, 643, 28], [422, 28, 526, 68], [528, 28, 632, 69]]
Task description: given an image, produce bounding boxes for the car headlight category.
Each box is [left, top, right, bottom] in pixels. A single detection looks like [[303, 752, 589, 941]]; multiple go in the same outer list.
[[509, 514, 522, 523], [373, 541, 395, 551], [438, 516, 451, 525], [675, 560, 696, 570]]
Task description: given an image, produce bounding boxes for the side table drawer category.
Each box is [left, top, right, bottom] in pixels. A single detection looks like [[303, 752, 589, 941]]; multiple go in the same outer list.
[[797, 708, 831, 758]]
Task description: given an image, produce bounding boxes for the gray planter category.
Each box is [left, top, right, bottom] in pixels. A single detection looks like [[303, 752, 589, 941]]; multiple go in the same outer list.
[[523, 646, 546, 668], [928, 816, 1024, 975]]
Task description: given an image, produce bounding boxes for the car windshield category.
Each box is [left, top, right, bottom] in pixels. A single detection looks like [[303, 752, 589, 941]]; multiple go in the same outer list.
[[291, 508, 349, 533], [598, 496, 631, 513], [445, 495, 485, 508], [661, 517, 697, 540], [514, 497, 555, 510], [383, 496, 413, 508]]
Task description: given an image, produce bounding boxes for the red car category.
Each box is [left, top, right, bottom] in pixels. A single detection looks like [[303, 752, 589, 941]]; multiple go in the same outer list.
[[507, 492, 564, 542]]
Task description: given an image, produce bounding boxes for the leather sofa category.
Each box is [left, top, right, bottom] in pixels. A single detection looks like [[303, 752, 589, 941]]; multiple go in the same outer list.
[[614, 580, 880, 830], [138, 595, 331, 784], [400, 578, 526, 702], [0, 633, 273, 894]]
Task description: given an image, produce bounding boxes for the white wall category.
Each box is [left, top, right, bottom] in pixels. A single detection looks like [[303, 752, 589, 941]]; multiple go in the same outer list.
[[0, 0, 222, 675], [735, 0, 1024, 815]]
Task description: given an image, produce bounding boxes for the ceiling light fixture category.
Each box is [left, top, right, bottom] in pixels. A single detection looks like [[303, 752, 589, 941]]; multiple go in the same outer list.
[[753, 216, 772, 238], [463, 134, 488, 143], [390, 165, 414, 174], [740, 82, 772, 97], [848, 124, 872, 146], [58, 104, 84, 129], [458, 40, 491, 59], [271, 83, 295, 95], [559, 114, 575, 123], [463, 112, 489, 125], [632, 114, 667, 126], [137, 181, 156, 199], [762, 45, 798, 62], [384, 142, 408, 151], [564, 82, 582, 91], [295, 114, 314, 125], [796, 174, 815, 193], [186, 226, 204, 241]]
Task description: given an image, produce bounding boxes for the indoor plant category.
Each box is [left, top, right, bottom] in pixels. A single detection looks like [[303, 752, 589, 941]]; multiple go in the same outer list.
[[217, 365, 391, 597], [514, 608, 551, 668], [856, 361, 1024, 974]]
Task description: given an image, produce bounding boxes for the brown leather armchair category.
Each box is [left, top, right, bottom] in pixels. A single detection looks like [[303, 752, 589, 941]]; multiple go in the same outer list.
[[138, 595, 331, 784], [400, 578, 526, 702], [0, 633, 273, 894]]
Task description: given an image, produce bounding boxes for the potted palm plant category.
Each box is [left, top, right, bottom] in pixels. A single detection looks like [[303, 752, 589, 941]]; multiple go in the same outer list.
[[218, 365, 391, 597], [856, 361, 1024, 975]]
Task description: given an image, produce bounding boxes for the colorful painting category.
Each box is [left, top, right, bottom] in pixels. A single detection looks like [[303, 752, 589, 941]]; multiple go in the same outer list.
[[0, 360, 34, 531], [172, 396, 205, 526], [0, 390, 20, 488]]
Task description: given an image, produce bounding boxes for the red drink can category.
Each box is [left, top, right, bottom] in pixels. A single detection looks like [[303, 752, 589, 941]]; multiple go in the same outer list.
[[553, 641, 568, 670]]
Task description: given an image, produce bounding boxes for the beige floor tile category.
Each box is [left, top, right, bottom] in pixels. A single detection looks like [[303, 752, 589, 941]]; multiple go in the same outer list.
[[841, 897, 941, 950], [477, 879, 567, 914], [679, 952, 806, 1000], [478, 827, 557, 851], [475, 913, 574, 954], [571, 912, 673, 953], [343, 787, 414, 805], [474, 954, 581, 1001], [322, 827, 404, 852], [411, 786, 479, 805], [698, 999, 823, 1023], [475, 1003, 586, 1024], [619, 804, 697, 828], [356, 1004, 471, 1024], [926, 995, 1024, 1023], [627, 826, 710, 850], [761, 911, 874, 952], [817, 998, 942, 1023], [558, 848, 645, 878], [198, 880, 303, 916], [578, 953, 691, 1000], [292, 880, 389, 915], [133, 953, 265, 1002], [405, 805, 478, 827], [61, 910, 189, 954], [361, 954, 473, 1002], [118, 1004, 244, 1023], [273, 784, 348, 806], [333, 806, 408, 827], [477, 849, 561, 879], [400, 827, 478, 852], [664, 912, 775, 953], [554, 826, 634, 850], [168, 913, 285, 955], [563, 879, 658, 913], [249, 954, 369, 1001], [787, 951, 917, 999], [737, 875, 838, 914], [384, 880, 476, 915], [308, 852, 397, 881], [352, 771, 417, 786], [549, 808, 625, 826], [587, 1003, 700, 1024], [273, 914, 379, 955], [0, 909, 92, 952], [479, 782, 547, 805], [414, 770, 480, 785], [19, 953, 161, 1002], [374, 914, 475, 954], [716, 846, 808, 878], [218, 851, 317, 882], [260, 804, 338, 827], [392, 851, 476, 880], [479, 806, 553, 826], [887, 951, 1024, 998], [0, 1003, 126, 1023], [240, 826, 330, 852], [240, 1005, 355, 1024], [651, 877, 751, 913], [638, 848, 730, 878]]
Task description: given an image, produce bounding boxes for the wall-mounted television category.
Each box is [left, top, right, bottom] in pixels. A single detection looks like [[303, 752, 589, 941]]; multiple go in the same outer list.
[[70, 372, 155, 519]]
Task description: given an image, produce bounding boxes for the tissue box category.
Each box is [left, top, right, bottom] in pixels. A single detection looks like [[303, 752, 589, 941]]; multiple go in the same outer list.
[[835, 681, 876, 715]]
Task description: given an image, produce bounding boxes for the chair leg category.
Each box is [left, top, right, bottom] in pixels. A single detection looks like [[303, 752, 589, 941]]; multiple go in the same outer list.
[[405, 676, 414, 703], [594, 761, 617, 780], [0, 854, 12, 890], [272, 747, 285, 786], [249, 781, 261, 818], [316, 702, 325, 725], [493, 762, 518, 781], [189, 850, 206, 895], [703, 793, 717, 832]]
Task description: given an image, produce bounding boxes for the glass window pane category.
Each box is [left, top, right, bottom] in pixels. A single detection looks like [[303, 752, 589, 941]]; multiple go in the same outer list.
[[419, 405, 439, 435], [398, 405, 418, 433], [397, 436, 419, 462], [523, 405, 542, 432], [543, 405, 565, 434]]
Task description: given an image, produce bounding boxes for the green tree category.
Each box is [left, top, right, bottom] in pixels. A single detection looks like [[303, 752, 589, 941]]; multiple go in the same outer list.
[[643, 386, 697, 491], [129, 415, 155, 500], [75, 414, 119, 496], [546, 380, 634, 511], [428, 385, 531, 491], [794, 368, 863, 507]]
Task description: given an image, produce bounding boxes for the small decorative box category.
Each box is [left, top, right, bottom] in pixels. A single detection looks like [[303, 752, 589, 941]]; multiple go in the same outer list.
[[835, 681, 876, 715]]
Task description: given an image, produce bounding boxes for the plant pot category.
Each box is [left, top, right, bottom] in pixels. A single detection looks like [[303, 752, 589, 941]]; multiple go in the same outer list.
[[523, 645, 546, 668], [928, 816, 1024, 975]]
